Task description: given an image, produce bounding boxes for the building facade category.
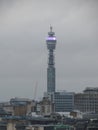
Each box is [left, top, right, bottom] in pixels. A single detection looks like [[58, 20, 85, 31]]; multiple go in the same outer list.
[[10, 97, 32, 116], [53, 91, 74, 112], [74, 87, 98, 113], [38, 97, 54, 116]]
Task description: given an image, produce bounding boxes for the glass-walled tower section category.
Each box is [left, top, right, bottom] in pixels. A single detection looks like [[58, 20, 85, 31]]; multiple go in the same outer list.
[[46, 26, 57, 93]]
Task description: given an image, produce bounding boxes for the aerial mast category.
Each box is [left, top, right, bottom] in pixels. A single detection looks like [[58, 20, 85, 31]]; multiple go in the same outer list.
[[46, 26, 57, 93]]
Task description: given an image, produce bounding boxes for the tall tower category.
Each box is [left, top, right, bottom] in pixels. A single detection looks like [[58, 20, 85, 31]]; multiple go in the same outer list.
[[46, 26, 57, 93]]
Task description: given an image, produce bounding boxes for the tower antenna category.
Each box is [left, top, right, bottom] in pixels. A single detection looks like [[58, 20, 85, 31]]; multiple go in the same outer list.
[[46, 26, 57, 93], [50, 25, 53, 32]]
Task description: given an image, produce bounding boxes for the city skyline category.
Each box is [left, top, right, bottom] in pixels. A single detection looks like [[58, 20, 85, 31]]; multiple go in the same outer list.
[[0, 0, 98, 101]]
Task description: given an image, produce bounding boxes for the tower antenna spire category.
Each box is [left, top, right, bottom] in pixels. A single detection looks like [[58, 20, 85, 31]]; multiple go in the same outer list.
[[50, 25, 53, 32], [48, 25, 55, 36]]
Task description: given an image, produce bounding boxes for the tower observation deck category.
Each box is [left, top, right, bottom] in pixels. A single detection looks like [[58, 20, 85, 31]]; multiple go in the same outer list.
[[46, 26, 57, 93]]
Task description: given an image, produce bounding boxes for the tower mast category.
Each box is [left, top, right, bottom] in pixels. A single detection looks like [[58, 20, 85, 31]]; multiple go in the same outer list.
[[46, 26, 57, 93]]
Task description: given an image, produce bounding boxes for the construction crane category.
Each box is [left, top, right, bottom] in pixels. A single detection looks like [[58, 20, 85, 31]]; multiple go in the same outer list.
[[34, 82, 38, 100]]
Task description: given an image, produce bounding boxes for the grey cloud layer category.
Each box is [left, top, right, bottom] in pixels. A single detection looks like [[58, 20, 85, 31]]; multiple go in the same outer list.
[[0, 0, 98, 101]]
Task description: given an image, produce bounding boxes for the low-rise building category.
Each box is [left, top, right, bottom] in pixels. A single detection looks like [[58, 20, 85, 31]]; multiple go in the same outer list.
[[45, 91, 74, 112], [38, 97, 54, 116], [53, 91, 74, 112], [74, 87, 98, 113], [10, 97, 32, 116]]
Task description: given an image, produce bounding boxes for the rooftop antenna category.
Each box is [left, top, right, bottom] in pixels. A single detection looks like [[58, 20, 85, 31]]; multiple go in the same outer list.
[[48, 25, 55, 36], [50, 25, 53, 32]]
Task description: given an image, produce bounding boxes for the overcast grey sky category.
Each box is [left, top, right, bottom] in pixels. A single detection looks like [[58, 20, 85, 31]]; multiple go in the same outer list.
[[0, 0, 98, 101]]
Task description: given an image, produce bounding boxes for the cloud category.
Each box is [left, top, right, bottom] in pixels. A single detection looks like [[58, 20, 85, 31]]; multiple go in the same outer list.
[[0, 0, 98, 101]]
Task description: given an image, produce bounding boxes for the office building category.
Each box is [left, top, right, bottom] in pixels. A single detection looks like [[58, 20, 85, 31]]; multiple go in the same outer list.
[[53, 91, 74, 112], [10, 97, 32, 116], [38, 97, 54, 116], [74, 87, 98, 113]]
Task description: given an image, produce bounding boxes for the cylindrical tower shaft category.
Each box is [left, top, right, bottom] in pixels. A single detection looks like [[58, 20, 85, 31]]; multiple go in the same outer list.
[[46, 26, 57, 93]]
